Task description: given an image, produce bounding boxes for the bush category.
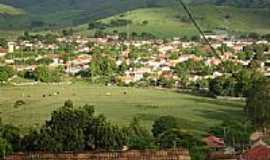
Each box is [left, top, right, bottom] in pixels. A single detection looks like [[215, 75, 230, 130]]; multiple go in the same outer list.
[[14, 100, 26, 108], [0, 138, 13, 158], [152, 116, 178, 138], [142, 20, 149, 25], [0, 66, 15, 82], [127, 117, 157, 150], [34, 66, 62, 82], [110, 19, 132, 27]]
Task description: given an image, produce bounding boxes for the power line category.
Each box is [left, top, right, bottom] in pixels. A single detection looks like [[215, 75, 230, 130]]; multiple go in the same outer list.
[[176, 0, 218, 56]]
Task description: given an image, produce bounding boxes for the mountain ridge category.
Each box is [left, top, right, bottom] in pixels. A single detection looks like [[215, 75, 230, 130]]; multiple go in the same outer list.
[[76, 4, 270, 38], [0, 0, 269, 37]]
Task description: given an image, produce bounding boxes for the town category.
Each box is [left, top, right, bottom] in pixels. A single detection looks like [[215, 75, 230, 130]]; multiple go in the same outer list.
[[1, 0, 270, 159], [0, 30, 270, 160], [0, 31, 270, 88]]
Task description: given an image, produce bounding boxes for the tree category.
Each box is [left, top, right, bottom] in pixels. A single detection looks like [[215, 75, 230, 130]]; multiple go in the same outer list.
[[0, 124, 21, 152], [89, 51, 117, 83], [0, 138, 12, 158], [169, 52, 179, 60], [127, 117, 156, 150], [209, 76, 226, 96], [0, 71, 8, 83], [158, 77, 175, 88], [35, 66, 50, 82], [142, 20, 149, 25], [62, 29, 74, 36], [37, 58, 54, 65], [84, 115, 128, 150], [0, 38, 7, 48], [24, 101, 128, 152], [0, 119, 21, 157], [34, 66, 61, 82], [94, 30, 106, 38], [0, 66, 15, 82], [38, 102, 94, 152], [175, 60, 193, 87], [246, 79, 270, 129], [152, 116, 178, 138], [20, 129, 41, 151], [158, 128, 206, 160], [209, 120, 254, 151], [217, 60, 242, 73], [234, 69, 263, 97], [159, 129, 194, 149], [248, 32, 261, 40]]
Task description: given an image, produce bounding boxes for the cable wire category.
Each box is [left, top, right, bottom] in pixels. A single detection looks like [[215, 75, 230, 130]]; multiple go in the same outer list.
[[176, 0, 218, 56]]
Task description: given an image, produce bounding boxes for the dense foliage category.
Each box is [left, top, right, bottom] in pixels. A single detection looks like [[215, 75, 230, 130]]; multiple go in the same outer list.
[[246, 79, 270, 129], [209, 120, 254, 151], [22, 100, 128, 152], [0, 101, 207, 159], [34, 65, 62, 82], [209, 69, 264, 97], [0, 120, 21, 158], [0, 66, 15, 83]]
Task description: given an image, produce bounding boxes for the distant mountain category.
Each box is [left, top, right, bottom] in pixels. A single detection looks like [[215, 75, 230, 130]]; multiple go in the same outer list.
[[215, 0, 270, 8], [0, 0, 269, 37], [194, 0, 270, 8], [0, 0, 172, 29]]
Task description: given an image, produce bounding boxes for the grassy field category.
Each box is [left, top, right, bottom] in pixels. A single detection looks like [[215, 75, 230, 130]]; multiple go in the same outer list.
[[0, 82, 244, 135], [77, 5, 270, 37]]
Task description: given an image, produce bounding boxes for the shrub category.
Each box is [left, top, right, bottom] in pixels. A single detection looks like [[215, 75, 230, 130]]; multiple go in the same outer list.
[[152, 116, 178, 138], [14, 100, 26, 108]]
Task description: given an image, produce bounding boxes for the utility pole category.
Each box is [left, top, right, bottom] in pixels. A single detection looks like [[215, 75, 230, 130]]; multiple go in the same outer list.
[[176, 0, 218, 56]]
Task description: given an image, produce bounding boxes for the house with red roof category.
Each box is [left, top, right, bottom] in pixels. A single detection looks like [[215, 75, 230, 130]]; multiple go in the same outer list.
[[204, 135, 225, 149], [240, 145, 270, 160], [0, 48, 8, 57]]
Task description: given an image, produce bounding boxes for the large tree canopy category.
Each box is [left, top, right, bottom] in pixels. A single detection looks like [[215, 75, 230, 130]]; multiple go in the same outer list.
[[246, 79, 270, 129]]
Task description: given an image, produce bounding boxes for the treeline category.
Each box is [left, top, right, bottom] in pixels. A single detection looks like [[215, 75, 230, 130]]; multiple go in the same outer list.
[[0, 65, 63, 83], [212, 0, 270, 8], [208, 43, 268, 97], [88, 19, 132, 30], [209, 69, 264, 97], [0, 100, 206, 159], [0, 66, 15, 83]]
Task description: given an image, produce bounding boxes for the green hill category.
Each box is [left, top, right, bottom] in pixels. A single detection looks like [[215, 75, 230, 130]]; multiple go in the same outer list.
[[0, 0, 270, 31], [0, 0, 179, 29], [76, 5, 270, 38], [0, 3, 23, 15], [0, 1, 270, 38]]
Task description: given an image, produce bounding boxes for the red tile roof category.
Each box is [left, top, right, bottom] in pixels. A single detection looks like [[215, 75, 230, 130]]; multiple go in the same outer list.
[[241, 145, 270, 160], [204, 135, 225, 148], [0, 48, 7, 53]]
